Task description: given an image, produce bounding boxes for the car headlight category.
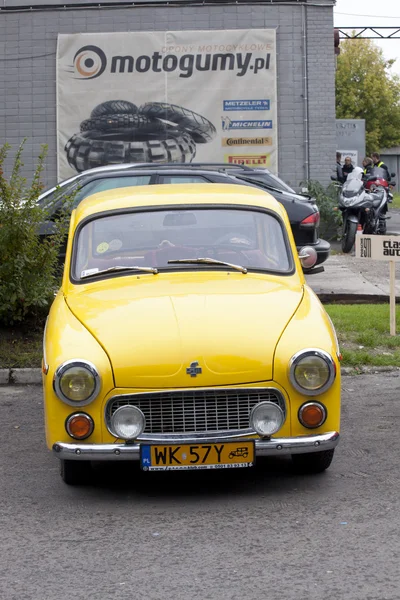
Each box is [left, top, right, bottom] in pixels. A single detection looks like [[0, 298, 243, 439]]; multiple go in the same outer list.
[[111, 405, 145, 440], [54, 360, 101, 406], [289, 349, 335, 395], [250, 401, 285, 436]]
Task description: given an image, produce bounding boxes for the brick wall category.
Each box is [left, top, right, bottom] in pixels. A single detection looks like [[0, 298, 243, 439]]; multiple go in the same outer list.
[[0, 1, 335, 188]]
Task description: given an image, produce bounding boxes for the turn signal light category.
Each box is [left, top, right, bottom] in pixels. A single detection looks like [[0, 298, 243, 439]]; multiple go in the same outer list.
[[66, 413, 94, 440], [298, 402, 327, 429]]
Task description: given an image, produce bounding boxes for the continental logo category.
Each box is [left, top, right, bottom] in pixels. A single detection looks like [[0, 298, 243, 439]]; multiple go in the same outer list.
[[68, 45, 271, 79], [72, 46, 107, 79], [222, 137, 272, 147], [225, 154, 271, 166]]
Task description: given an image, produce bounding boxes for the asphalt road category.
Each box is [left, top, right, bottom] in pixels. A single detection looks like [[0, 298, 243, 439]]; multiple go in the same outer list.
[[0, 375, 399, 600]]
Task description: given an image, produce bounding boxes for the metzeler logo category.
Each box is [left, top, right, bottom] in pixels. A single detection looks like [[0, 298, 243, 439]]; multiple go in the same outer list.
[[72, 45, 107, 79], [223, 99, 270, 111], [222, 136, 272, 147], [225, 154, 270, 166], [221, 117, 273, 131]]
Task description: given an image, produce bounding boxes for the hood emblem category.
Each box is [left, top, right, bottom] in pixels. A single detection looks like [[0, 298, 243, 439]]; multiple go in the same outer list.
[[186, 361, 202, 377]]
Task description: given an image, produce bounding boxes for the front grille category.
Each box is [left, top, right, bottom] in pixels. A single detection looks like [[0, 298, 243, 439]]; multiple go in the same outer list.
[[107, 388, 285, 434]]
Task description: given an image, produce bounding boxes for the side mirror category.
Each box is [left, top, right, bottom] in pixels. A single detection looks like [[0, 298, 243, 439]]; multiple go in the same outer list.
[[391, 173, 396, 178], [299, 246, 318, 269]]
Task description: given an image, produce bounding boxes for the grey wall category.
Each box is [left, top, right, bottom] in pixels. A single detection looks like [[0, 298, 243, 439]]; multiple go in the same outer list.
[[0, 1, 336, 189]]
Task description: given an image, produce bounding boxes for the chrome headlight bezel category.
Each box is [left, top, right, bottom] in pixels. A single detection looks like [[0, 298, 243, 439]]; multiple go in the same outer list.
[[110, 405, 146, 440], [289, 349, 336, 395], [250, 401, 285, 436], [53, 359, 101, 406]]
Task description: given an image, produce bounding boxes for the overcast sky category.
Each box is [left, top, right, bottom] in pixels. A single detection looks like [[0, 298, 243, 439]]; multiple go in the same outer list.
[[334, 0, 400, 75]]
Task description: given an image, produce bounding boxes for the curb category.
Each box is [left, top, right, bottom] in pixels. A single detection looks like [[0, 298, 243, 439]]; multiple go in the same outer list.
[[1, 365, 400, 386], [318, 293, 395, 305], [0, 368, 42, 385]]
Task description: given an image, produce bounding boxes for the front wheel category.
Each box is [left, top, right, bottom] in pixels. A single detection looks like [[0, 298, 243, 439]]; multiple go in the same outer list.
[[291, 449, 335, 474], [60, 459, 92, 485], [341, 219, 357, 253]]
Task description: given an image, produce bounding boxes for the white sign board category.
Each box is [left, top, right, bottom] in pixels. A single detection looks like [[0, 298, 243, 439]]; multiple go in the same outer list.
[[355, 234, 400, 261], [56, 30, 278, 181], [337, 150, 358, 167], [355, 234, 399, 335]]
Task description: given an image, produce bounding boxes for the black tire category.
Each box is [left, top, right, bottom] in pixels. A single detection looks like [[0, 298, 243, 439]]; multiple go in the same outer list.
[[90, 100, 138, 118], [140, 102, 217, 143], [378, 218, 387, 235], [60, 459, 92, 485], [341, 219, 357, 253], [65, 132, 196, 172], [80, 114, 174, 135], [291, 449, 335, 474]]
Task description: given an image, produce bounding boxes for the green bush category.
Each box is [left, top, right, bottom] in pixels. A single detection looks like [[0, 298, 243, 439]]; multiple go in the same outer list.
[[302, 180, 343, 241], [0, 141, 72, 325]]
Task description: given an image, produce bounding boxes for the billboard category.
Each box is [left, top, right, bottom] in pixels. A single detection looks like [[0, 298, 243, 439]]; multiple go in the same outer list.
[[56, 30, 278, 180]]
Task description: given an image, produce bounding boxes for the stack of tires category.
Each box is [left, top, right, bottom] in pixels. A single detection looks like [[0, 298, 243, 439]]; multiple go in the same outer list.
[[65, 100, 217, 172]]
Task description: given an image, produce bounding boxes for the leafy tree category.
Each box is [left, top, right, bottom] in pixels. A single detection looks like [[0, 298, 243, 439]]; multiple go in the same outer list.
[[336, 37, 400, 153], [0, 141, 72, 325]]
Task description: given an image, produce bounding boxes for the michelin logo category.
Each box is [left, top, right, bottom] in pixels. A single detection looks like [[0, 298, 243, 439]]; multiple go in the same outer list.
[[223, 99, 270, 111], [221, 117, 273, 131]]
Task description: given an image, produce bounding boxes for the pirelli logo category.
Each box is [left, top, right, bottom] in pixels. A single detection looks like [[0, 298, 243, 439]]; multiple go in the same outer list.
[[222, 136, 273, 147], [225, 154, 270, 166]]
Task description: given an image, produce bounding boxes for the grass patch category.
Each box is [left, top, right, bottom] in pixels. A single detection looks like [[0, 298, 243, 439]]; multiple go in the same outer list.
[[326, 304, 400, 367], [0, 323, 43, 369]]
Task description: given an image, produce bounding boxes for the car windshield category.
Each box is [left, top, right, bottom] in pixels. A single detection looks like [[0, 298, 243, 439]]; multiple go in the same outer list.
[[73, 207, 292, 280], [37, 175, 153, 213]]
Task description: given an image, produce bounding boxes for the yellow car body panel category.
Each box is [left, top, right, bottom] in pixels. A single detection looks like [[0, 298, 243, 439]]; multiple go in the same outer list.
[[43, 183, 340, 475]]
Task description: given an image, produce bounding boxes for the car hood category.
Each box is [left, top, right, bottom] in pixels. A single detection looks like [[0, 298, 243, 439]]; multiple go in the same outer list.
[[66, 274, 303, 388]]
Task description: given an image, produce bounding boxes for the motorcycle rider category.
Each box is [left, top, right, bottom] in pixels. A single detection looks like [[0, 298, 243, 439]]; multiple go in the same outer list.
[[371, 152, 391, 182], [362, 157, 374, 179]]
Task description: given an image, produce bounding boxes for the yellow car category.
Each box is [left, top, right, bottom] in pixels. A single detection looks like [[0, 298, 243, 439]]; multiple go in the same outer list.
[[42, 183, 341, 485]]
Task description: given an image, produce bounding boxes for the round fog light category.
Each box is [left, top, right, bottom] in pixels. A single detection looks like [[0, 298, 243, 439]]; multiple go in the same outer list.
[[250, 402, 285, 436], [299, 402, 327, 428], [111, 405, 145, 440], [66, 413, 94, 440]]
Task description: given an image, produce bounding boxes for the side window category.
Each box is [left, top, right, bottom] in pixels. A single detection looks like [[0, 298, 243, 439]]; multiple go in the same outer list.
[[158, 176, 210, 184], [75, 176, 152, 204]]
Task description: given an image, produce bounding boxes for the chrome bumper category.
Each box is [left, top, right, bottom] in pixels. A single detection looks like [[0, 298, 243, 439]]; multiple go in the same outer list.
[[53, 431, 339, 461]]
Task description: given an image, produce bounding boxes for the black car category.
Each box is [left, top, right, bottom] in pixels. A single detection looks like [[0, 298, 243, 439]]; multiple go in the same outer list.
[[38, 164, 329, 269]]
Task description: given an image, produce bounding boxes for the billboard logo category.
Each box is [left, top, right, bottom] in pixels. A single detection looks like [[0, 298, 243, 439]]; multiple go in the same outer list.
[[223, 99, 270, 111], [222, 136, 272, 147], [221, 117, 272, 131], [72, 45, 107, 79], [225, 154, 270, 166]]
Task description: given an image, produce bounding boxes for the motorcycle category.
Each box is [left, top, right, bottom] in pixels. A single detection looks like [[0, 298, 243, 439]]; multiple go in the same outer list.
[[338, 166, 396, 253]]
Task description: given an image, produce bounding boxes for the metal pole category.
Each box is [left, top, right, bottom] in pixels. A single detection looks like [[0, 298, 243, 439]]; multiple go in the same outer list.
[[390, 261, 396, 336]]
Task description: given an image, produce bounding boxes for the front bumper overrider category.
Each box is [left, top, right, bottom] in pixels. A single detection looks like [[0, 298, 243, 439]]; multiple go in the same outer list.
[[53, 431, 339, 461]]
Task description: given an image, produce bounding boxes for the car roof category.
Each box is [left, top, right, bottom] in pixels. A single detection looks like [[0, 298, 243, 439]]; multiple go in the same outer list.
[[74, 183, 283, 223], [38, 167, 238, 199]]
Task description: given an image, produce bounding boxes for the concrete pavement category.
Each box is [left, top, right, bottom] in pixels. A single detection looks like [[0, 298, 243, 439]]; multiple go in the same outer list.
[[1, 375, 399, 600]]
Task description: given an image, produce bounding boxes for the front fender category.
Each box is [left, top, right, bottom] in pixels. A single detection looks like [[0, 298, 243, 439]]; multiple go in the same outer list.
[[43, 292, 114, 449], [273, 285, 341, 437]]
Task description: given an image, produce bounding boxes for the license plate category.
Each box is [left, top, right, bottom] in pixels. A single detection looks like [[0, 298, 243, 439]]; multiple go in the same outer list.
[[140, 441, 254, 471]]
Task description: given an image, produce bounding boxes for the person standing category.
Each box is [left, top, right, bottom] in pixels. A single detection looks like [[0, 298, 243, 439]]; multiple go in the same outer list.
[[336, 152, 344, 183], [371, 152, 391, 181], [342, 156, 354, 181], [362, 157, 374, 179]]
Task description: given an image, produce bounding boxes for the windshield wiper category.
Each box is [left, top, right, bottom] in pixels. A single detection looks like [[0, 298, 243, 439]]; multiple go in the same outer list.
[[81, 265, 158, 279], [168, 257, 247, 274]]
